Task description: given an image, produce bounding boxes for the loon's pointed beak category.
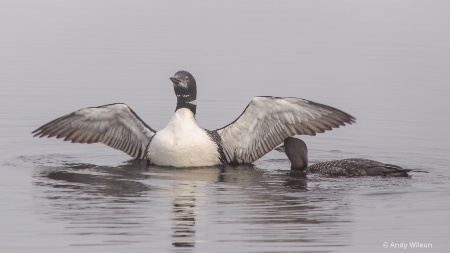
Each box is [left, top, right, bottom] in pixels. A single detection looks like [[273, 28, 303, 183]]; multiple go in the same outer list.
[[275, 145, 285, 152], [170, 77, 181, 84]]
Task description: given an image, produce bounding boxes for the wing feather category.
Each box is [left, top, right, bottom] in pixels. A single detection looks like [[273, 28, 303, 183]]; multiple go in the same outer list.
[[32, 103, 156, 159], [215, 96, 355, 164]]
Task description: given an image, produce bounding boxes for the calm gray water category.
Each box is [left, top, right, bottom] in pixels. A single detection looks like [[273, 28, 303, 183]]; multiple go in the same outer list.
[[1, 1, 450, 252]]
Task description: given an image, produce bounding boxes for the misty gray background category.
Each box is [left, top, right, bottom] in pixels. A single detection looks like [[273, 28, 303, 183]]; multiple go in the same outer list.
[[1, 1, 449, 252]]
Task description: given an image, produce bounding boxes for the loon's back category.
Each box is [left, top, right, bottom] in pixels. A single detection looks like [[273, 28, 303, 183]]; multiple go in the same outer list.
[[306, 158, 410, 177]]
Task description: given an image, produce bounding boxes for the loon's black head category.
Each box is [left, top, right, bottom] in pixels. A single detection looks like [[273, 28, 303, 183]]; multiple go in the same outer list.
[[284, 137, 308, 171], [170, 70, 197, 114]]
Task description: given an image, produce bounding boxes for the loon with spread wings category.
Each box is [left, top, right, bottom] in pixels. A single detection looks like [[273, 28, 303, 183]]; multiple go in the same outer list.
[[32, 70, 355, 167]]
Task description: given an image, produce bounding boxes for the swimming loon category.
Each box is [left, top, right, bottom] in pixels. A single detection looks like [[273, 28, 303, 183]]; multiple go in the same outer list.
[[276, 137, 410, 177], [32, 70, 355, 167]]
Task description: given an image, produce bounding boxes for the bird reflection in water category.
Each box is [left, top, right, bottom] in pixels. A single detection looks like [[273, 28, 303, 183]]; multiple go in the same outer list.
[[284, 170, 308, 189], [31, 155, 352, 251], [171, 182, 196, 248]]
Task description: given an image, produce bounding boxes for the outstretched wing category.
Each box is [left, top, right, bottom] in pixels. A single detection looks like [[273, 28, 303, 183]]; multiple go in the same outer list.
[[32, 103, 156, 159], [215, 96, 355, 164]]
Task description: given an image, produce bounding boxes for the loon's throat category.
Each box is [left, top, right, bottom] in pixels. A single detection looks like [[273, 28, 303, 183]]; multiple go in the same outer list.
[[176, 98, 197, 114]]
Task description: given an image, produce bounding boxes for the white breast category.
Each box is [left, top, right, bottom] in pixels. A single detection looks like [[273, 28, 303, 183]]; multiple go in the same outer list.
[[147, 108, 221, 167]]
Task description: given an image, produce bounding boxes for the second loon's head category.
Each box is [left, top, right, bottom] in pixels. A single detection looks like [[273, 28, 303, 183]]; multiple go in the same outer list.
[[170, 70, 197, 114], [277, 137, 309, 171]]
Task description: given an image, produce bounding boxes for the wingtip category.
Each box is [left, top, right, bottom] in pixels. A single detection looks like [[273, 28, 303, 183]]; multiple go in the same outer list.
[[342, 115, 356, 126], [32, 130, 42, 138]]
